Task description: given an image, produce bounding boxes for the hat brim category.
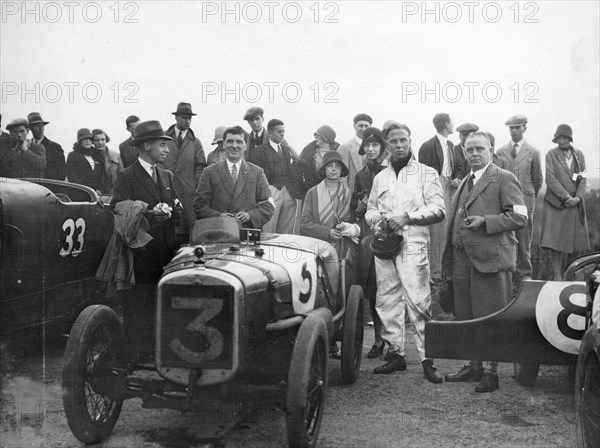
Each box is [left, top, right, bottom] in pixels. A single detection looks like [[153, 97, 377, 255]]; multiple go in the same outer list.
[[132, 135, 173, 146], [77, 135, 93, 141], [172, 112, 197, 116], [29, 120, 49, 125], [552, 135, 573, 143], [211, 138, 222, 145], [318, 160, 349, 178]]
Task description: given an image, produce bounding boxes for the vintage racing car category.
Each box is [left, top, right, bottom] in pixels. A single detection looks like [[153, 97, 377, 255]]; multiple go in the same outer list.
[[0, 177, 114, 342], [61, 217, 364, 448], [575, 265, 600, 448]]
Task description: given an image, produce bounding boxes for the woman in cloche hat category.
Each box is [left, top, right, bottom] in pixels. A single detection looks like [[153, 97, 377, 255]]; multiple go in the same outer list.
[[300, 150, 360, 358], [66, 128, 105, 193], [540, 124, 590, 280]]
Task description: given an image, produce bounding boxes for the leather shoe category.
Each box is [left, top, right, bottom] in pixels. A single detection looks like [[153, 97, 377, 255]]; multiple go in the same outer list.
[[444, 364, 484, 383], [373, 354, 406, 374], [475, 372, 499, 393], [422, 359, 443, 383], [367, 342, 385, 359]]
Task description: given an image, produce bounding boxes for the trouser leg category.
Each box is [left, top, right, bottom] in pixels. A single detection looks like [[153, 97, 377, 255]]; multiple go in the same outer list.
[[396, 244, 432, 362], [275, 186, 298, 234], [374, 257, 405, 355], [516, 211, 533, 278], [452, 245, 474, 321]]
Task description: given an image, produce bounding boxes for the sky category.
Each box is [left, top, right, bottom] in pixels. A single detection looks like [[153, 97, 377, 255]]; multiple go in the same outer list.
[[1, 1, 599, 179]]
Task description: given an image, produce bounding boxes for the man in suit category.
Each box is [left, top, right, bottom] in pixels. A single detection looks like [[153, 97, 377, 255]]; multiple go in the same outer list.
[[194, 126, 274, 229], [497, 115, 543, 280], [443, 131, 527, 392], [338, 113, 372, 191], [249, 119, 304, 234], [1, 118, 46, 179], [111, 120, 180, 358], [163, 102, 207, 239], [244, 107, 268, 161], [119, 115, 140, 168], [27, 112, 65, 181], [419, 113, 458, 282]]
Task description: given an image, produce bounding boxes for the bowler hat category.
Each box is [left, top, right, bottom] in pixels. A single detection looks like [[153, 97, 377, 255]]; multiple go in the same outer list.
[[552, 124, 573, 143], [505, 115, 528, 126], [314, 125, 336, 144], [131, 120, 173, 146], [243, 107, 264, 121], [6, 118, 29, 131], [27, 112, 49, 126], [76, 128, 93, 142], [456, 122, 479, 133], [359, 127, 385, 155], [370, 227, 403, 259], [171, 102, 197, 116], [212, 126, 227, 144], [318, 150, 349, 178]]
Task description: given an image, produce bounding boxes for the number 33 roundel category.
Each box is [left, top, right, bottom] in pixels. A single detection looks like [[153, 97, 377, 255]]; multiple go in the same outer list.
[[535, 282, 587, 355]]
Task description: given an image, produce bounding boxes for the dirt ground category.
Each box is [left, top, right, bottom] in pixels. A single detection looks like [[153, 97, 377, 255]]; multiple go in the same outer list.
[[0, 321, 577, 448]]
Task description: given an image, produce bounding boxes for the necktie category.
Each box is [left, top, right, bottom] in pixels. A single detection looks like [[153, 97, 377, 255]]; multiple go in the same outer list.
[[151, 165, 158, 183], [446, 141, 454, 177], [231, 163, 237, 182], [511, 143, 518, 159], [467, 173, 475, 192], [177, 132, 183, 147]]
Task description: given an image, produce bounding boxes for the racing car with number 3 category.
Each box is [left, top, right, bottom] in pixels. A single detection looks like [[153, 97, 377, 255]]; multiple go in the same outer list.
[[61, 216, 364, 448]]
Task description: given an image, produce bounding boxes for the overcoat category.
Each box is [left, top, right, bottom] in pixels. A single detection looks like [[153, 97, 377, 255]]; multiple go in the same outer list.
[[66, 145, 104, 192], [40, 136, 65, 180], [497, 140, 543, 210], [540, 147, 590, 253], [298, 140, 340, 192]]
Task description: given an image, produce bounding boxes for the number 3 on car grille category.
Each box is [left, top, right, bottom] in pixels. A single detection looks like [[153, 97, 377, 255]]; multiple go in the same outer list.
[[168, 297, 225, 363]]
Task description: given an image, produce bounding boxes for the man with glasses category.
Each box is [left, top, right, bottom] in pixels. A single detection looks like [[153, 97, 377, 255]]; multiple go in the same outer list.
[[443, 131, 526, 392]]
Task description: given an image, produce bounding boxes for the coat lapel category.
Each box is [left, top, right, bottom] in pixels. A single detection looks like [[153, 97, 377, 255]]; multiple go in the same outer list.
[[232, 161, 248, 202], [133, 161, 160, 202], [218, 161, 235, 196], [349, 139, 363, 174], [434, 137, 444, 167], [514, 142, 530, 164], [464, 164, 495, 209]]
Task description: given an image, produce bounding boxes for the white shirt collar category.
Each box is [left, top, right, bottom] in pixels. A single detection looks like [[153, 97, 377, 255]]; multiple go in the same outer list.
[[177, 129, 188, 140], [469, 162, 492, 184], [226, 158, 241, 171], [138, 158, 154, 177], [512, 139, 524, 150], [354, 135, 362, 145], [436, 133, 448, 147], [269, 140, 281, 151]]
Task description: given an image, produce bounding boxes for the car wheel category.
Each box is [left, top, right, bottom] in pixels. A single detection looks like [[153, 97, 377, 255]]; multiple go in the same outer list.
[[341, 285, 364, 384], [62, 305, 123, 444], [286, 308, 331, 448], [513, 362, 540, 386], [576, 345, 600, 447]]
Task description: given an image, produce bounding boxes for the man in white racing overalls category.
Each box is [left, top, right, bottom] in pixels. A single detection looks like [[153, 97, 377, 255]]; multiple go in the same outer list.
[[365, 123, 445, 383]]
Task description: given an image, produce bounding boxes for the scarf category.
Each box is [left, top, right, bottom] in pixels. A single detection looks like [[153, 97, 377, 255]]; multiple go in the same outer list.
[[316, 180, 351, 227]]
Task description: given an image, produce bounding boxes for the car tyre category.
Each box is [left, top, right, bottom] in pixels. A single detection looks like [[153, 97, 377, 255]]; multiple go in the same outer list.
[[63, 305, 123, 444], [575, 331, 600, 448], [286, 308, 331, 448], [513, 362, 540, 386], [341, 285, 364, 384]]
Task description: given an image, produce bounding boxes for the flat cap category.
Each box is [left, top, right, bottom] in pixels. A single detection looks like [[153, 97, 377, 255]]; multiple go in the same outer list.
[[243, 107, 264, 120], [456, 122, 479, 133], [6, 118, 29, 130], [505, 115, 528, 126]]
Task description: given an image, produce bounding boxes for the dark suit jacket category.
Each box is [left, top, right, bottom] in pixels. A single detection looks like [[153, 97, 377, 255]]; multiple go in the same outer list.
[[418, 135, 463, 179], [119, 137, 138, 168], [111, 160, 179, 251], [250, 141, 305, 199], [40, 136, 65, 180], [442, 164, 527, 274], [245, 129, 269, 162], [0, 139, 46, 179], [193, 160, 274, 229], [66, 149, 104, 192], [452, 143, 470, 180]]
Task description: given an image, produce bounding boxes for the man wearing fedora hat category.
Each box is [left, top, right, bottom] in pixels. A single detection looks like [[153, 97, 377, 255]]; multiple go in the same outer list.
[[0, 118, 46, 179], [497, 115, 543, 281], [27, 112, 65, 181], [244, 107, 268, 161], [207, 125, 227, 165], [119, 115, 140, 168], [111, 120, 182, 358], [365, 124, 445, 382], [162, 102, 207, 240]]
